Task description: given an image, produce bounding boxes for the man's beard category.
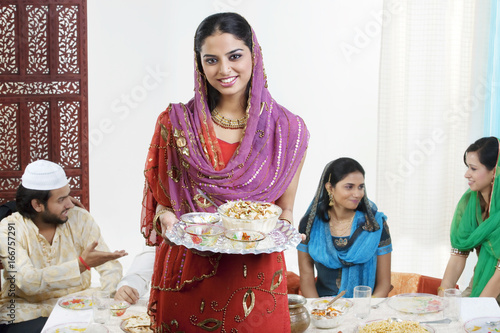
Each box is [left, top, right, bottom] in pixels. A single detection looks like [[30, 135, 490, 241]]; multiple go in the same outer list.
[[40, 210, 68, 225]]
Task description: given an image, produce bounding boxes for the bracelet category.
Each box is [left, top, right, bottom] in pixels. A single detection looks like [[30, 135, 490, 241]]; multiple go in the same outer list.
[[437, 286, 445, 293], [78, 256, 91, 271], [281, 218, 292, 225], [153, 207, 175, 235], [450, 248, 470, 257], [496, 260, 500, 271]]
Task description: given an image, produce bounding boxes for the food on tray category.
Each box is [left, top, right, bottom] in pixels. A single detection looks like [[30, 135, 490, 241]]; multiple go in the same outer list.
[[218, 200, 282, 233], [358, 319, 431, 332], [122, 313, 153, 333], [185, 224, 224, 246], [180, 212, 220, 225], [222, 200, 278, 219], [225, 229, 266, 250]]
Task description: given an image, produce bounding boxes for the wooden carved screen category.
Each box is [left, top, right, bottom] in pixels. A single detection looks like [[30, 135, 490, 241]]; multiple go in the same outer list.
[[0, 0, 89, 208]]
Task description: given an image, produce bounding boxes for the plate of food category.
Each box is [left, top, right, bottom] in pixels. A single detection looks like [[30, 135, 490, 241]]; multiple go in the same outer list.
[[310, 298, 353, 329], [358, 319, 435, 332], [387, 293, 444, 314], [464, 317, 500, 332], [120, 313, 153, 333], [57, 296, 93, 310], [42, 322, 108, 333]]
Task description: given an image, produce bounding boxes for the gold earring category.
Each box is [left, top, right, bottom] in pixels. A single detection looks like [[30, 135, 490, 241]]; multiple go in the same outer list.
[[328, 191, 336, 207]]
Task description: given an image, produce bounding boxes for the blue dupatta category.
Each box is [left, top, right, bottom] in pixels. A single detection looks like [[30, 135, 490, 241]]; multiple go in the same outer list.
[[307, 209, 385, 297]]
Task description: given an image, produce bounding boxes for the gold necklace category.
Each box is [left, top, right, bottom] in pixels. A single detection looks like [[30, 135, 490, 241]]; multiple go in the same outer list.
[[329, 211, 355, 237], [211, 108, 247, 129]]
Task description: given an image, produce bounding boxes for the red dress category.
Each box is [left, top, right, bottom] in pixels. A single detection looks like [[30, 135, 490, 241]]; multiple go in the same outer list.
[[148, 141, 291, 333]]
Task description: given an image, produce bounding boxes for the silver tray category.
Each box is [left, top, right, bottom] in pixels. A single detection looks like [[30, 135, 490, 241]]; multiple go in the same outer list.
[[164, 220, 301, 255]]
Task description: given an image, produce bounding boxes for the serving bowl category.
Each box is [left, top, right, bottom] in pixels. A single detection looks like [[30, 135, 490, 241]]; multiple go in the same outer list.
[[224, 229, 266, 250], [218, 200, 282, 234], [109, 300, 130, 317], [185, 224, 225, 246], [180, 212, 220, 225], [310, 298, 352, 329]]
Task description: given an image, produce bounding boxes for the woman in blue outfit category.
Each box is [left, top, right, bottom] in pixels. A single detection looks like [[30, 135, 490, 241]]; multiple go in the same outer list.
[[297, 158, 392, 297]]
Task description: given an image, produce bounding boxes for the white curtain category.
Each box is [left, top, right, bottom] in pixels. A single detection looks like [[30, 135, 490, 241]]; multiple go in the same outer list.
[[377, 0, 492, 288]]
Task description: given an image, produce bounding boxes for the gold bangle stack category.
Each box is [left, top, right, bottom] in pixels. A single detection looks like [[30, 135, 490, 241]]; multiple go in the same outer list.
[[153, 207, 175, 235], [450, 248, 470, 257]]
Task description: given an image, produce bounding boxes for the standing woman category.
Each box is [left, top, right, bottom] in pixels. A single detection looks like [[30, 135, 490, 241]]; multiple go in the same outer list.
[[439, 137, 500, 300], [140, 13, 308, 332], [298, 158, 392, 298]]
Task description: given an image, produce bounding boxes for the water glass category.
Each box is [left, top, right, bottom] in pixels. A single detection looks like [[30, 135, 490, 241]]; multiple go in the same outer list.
[[353, 285, 372, 319], [92, 291, 110, 324], [443, 288, 461, 321]]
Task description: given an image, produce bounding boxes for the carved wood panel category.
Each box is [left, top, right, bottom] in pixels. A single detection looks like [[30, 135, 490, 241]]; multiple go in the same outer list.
[[0, 0, 88, 208]]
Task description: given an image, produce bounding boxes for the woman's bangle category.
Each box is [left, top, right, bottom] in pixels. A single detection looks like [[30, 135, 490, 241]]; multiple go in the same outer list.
[[78, 256, 91, 271], [153, 207, 175, 235], [281, 218, 292, 225], [437, 286, 445, 293], [495, 260, 500, 271], [450, 248, 470, 257]]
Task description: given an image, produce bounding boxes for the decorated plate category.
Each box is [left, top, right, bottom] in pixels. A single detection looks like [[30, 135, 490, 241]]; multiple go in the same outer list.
[[464, 317, 500, 332], [164, 220, 301, 255], [387, 293, 444, 314], [42, 322, 108, 333], [357, 319, 435, 332], [57, 296, 93, 310]]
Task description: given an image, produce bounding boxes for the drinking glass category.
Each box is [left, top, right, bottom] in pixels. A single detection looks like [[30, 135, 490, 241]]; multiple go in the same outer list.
[[443, 288, 461, 321], [92, 291, 110, 324], [353, 285, 372, 319]]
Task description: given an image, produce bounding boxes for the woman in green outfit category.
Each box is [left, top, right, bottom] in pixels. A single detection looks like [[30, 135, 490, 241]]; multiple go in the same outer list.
[[439, 136, 500, 300]]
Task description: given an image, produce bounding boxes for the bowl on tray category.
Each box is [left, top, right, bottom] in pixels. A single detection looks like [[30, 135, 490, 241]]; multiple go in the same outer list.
[[309, 297, 353, 329], [185, 224, 225, 246], [224, 229, 266, 250], [180, 212, 220, 225], [217, 200, 282, 234]]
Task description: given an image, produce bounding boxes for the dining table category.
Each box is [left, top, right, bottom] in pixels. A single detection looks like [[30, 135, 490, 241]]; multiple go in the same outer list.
[[41, 293, 500, 333]]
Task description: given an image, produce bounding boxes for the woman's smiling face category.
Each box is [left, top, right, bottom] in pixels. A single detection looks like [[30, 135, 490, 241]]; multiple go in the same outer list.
[[327, 171, 365, 210], [200, 32, 252, 101], [464, 151, 495, 193]]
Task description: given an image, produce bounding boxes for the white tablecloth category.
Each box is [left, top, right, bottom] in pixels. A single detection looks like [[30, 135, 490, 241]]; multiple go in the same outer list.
[[42, 295, 500, 332], [304, 297, 500, 333]]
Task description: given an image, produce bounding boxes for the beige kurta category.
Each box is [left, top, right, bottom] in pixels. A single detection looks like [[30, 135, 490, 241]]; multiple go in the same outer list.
[[0, 207, 122, 324]]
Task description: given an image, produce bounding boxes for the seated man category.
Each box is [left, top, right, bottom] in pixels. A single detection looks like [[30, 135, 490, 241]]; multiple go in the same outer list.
[[114, 245, 155, 304], [0, 160, 127, 333]]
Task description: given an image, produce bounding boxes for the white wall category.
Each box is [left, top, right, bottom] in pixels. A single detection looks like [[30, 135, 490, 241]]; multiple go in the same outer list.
[[87, 1, 384, 278]]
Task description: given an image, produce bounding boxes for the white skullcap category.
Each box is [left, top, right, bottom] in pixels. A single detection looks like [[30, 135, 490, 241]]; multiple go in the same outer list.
[[21, 160, 69, 190]]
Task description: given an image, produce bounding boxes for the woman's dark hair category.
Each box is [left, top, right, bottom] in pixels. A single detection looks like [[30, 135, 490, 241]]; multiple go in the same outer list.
[[194, 12, 253, 110], [316, 158, 368, 221], [464, 136, 499, 170], [16, 184, 51, 220]]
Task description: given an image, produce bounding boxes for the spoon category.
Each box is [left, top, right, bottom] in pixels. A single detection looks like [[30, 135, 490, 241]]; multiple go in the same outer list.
[[196, 189, 219, 209], [419, 318, 452, 324], [485, 320, 500, 326], [390, 317, 451, 325], [371, 297, 389, 309], [326, 290, 346, 308]]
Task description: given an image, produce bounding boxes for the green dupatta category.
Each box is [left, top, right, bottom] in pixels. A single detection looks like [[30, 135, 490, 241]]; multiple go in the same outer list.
[[450, 140, 500, 297]]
